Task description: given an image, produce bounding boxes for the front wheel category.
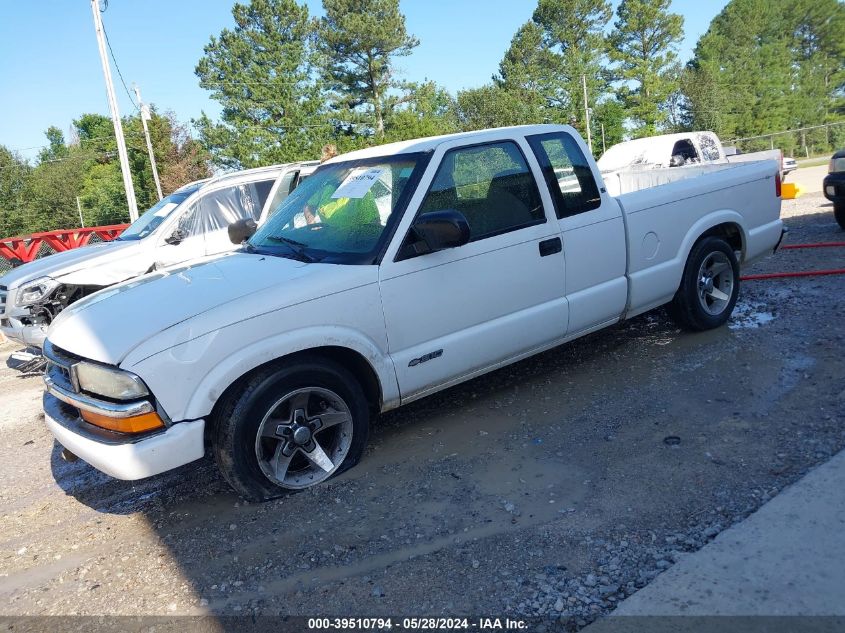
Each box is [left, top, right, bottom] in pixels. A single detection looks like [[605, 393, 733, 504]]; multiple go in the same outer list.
[[834, 204, 845, 231], [212, 357, 370, 501], [667, 236, 740, 331]]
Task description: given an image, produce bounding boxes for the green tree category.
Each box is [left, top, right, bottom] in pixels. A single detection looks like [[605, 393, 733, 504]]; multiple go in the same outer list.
[[195, 0, 325, 168], [787, 0, 845, 146], [0, 147, 33, 238], [38, 127, 70, 164], [158, 114, 212, 195], [319, 0, 419, 140], [684, 0, 843, 153], [382, 81, 459, 142], [688, 0, 793, 144], [456, 85, 543, 131], [28, 150, 87, 233], [609, 0, 684, 137], [592, 98, 626, 153], [496, 21, 563, 119], [531, 0, 613, 135]]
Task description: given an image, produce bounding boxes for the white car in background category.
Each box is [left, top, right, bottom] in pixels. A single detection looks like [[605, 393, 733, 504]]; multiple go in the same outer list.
[[0, 161, 317, 348]]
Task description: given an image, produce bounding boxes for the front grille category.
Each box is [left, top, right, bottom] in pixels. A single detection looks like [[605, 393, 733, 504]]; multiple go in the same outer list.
[[47, 363, 75, 393], [43, 340, 82, 393], [0, 285, 7, 316]]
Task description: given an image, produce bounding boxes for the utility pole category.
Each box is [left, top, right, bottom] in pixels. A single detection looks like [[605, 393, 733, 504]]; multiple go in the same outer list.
[[581, 74, 592, 154], [601, 123, 606, 155], [90, 0, 138, 221], [134, 85, 163, 201], [76, 197, 85, 228]]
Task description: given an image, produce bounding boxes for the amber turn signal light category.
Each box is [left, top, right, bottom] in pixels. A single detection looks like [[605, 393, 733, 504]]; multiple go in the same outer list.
[[80, 409, 165, 434]]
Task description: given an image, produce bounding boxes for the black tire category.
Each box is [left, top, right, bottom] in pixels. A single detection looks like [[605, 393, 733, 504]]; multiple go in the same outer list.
[[212, 355, 370, 501], [834, 204, 845, 231], [667, 236, 740, 331]]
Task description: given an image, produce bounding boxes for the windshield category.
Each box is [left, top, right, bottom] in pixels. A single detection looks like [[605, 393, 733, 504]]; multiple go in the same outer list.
[[117, 187, 198, 241], [249, 154, 426, 263]]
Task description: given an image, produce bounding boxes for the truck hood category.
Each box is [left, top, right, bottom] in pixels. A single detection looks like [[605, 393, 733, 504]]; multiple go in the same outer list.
[[46, 252, 367, 365], [0, 240, 145, 289]]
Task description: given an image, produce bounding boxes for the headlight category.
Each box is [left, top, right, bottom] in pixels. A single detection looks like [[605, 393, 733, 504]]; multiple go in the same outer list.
[[74, 362, 150, 400], [15, 277, 59, 306], [831, 158, 845, 174]]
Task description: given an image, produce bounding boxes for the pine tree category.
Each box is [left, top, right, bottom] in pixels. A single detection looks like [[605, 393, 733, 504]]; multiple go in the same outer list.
[[685, 0, 843, 153], [496, 21, 563, 120], [195, 0, 325, 168], [319, 0, 419, 140], [609, 0, 684, 137], [531, 0, 613, 133]]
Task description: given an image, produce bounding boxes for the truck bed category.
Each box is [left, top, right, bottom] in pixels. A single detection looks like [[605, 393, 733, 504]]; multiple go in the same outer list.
[[610, 160, 783, 317]]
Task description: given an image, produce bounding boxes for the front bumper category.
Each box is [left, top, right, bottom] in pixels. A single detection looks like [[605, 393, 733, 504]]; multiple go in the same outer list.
[[43, 391, 205, 481], [0, 316, 47, 348], [823, 173, 845, 205], [1, 286, 47, 348]]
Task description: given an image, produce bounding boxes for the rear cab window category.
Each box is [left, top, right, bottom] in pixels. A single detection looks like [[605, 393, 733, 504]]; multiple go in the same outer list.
[[527, 132, 601, 218]]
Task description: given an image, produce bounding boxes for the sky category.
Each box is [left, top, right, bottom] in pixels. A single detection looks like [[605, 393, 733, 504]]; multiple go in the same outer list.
[[0, 0, 729, 162]]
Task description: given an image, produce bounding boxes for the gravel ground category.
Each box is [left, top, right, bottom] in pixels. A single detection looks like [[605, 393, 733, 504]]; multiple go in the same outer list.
[[0, 190, 843, 630]]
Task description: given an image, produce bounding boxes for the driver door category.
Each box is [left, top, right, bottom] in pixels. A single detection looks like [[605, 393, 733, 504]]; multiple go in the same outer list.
[[378, 139, 568, 401]]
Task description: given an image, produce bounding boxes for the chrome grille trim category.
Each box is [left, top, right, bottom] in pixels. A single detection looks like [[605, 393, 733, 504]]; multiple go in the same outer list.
[[43, 340, 82, 392]]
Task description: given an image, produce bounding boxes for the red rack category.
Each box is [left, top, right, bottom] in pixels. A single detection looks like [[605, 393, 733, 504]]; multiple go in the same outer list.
[[0, 225, 129, 265]]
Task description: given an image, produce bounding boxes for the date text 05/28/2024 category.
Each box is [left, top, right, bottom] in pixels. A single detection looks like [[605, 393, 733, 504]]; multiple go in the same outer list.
[[307, 617, 529, 630]]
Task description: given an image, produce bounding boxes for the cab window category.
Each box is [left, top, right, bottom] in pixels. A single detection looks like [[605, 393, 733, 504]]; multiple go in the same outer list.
[[527, 132, 601, 218], [416, 141, 544, 242]]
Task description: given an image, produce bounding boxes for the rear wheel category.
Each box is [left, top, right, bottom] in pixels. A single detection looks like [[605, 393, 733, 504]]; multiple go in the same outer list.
[[834, 204, 845, 231], [667, 236, 740, 331], [212, 357, 370, 501]]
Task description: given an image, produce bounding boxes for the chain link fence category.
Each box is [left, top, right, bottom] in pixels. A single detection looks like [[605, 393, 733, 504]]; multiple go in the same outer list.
[[728, 121, 845, 158]]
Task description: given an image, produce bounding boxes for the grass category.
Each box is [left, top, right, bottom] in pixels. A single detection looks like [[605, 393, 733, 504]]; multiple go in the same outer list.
[[796, 156, 832, 168]]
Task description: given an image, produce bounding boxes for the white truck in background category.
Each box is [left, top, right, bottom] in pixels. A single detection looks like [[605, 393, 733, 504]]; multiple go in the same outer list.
[[597, 131, 788, 196], [39, 124, 784, 501], [0, 161, 317, 349]]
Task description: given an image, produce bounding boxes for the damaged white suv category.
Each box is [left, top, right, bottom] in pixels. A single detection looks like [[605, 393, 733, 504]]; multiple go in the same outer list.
[[0, 162, 316, 349]]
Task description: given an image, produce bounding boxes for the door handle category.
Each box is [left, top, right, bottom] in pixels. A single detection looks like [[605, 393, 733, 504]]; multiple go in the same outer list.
[[538, 237, 562, 257]]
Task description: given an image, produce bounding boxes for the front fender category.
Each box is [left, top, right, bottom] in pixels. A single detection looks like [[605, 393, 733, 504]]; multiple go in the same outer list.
[[127, 325, 399, 423]]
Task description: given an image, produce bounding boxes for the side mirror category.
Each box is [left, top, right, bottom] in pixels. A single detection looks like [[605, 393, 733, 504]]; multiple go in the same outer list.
[[411, 210, 471, 255], [228, 218, 258, 245], [165, 228, 185, 245]]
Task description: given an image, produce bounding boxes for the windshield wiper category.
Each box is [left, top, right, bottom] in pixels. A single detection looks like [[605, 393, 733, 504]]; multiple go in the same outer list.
[[265, 235, 317, 263]]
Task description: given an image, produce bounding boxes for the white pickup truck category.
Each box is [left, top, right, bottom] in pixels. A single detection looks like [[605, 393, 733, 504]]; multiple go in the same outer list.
[[596, 131, 786, 196], [0, 162, 316, 349], [40, 125, 783, 500]]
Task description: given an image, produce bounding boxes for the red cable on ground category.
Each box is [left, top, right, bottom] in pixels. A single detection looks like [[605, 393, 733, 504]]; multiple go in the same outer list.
[[781, 242, 845, 250], [740, 240, 845, 280], [742, 269, 845, 281]]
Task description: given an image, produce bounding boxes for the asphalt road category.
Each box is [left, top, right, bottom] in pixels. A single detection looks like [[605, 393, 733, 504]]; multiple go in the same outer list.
[[1, 187, 843, 629]]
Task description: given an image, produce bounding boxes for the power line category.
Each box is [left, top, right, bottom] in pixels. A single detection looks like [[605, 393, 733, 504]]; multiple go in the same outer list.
[[102, 24, 139, 111]]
